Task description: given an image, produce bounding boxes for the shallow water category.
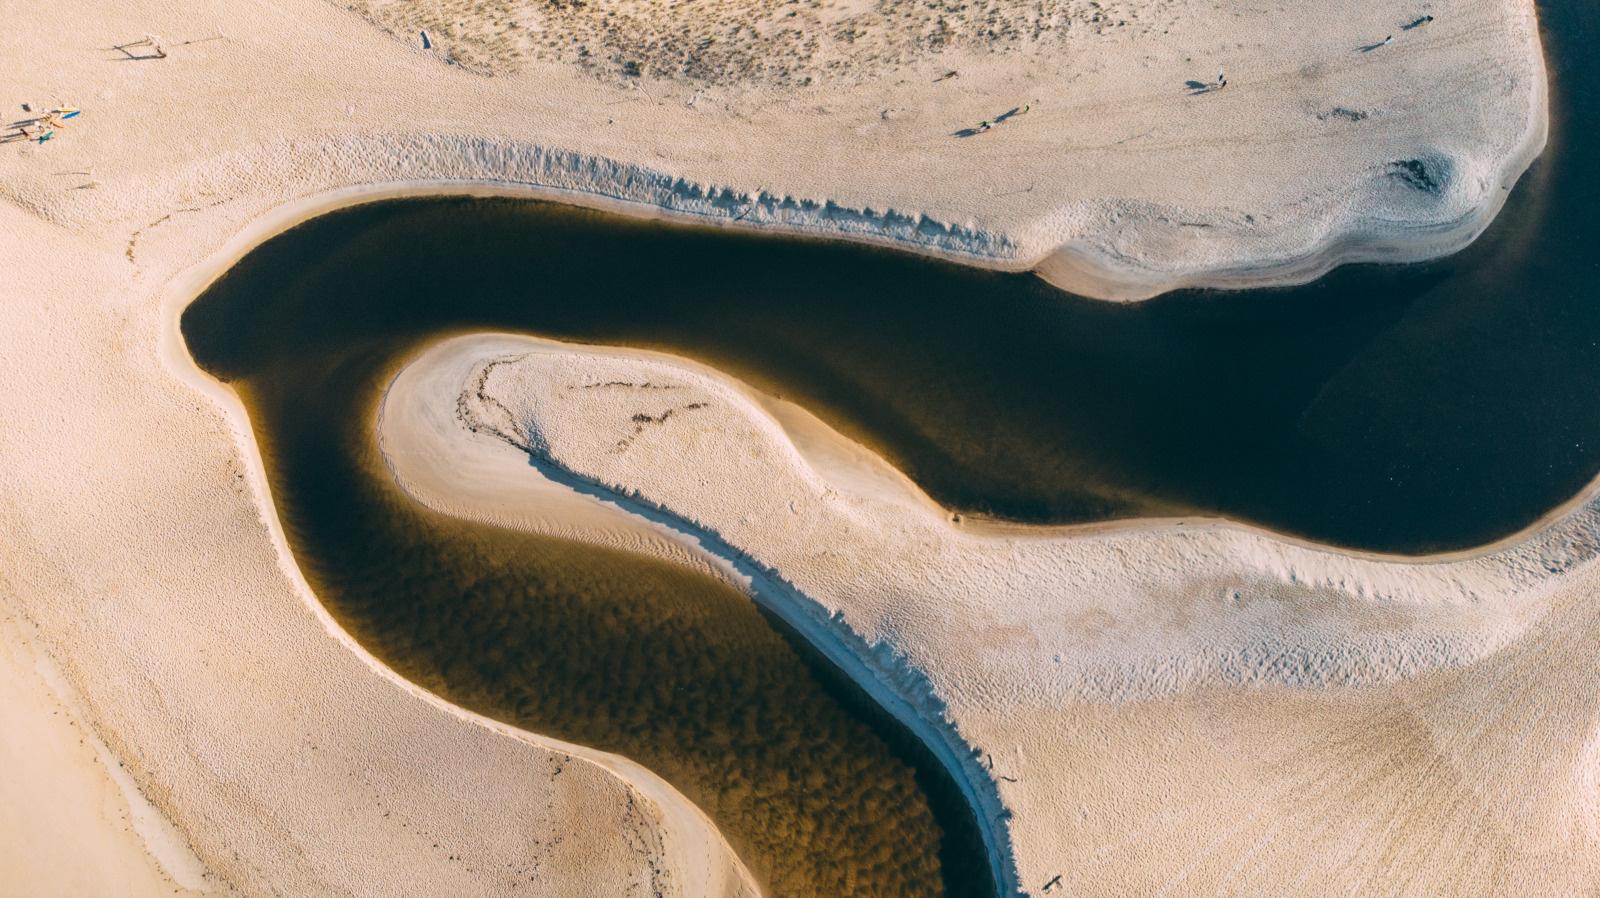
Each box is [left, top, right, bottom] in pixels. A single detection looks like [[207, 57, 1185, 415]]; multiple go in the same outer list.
[[180, 1, 1593, 894]]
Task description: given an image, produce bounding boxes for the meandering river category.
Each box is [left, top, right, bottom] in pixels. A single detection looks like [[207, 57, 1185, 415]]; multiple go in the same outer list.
[[181, 0, 1593, 892]]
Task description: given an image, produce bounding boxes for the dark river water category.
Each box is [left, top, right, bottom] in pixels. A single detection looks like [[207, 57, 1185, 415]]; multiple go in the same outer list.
[[187, 42, 1595, 555], [182, 0, 1591, 893]]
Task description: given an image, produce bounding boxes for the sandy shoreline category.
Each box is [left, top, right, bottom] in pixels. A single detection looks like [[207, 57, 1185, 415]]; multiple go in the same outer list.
[[4, 0, 1548, 301], [379, 336, 1021, 894], [382, 332, 1600, 893], [165, 317, 762, 898], [167, 171, 1600, 566], [0, 0, 1559, 893], [396, 326, 1600, 569]]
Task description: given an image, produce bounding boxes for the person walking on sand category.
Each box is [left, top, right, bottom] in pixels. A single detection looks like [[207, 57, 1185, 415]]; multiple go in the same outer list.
[[1217, 68, 1226, 89]]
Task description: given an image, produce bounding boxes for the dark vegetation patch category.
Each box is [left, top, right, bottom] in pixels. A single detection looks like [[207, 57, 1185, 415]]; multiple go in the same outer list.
[[1318, 106, 1368, 122], [1389, 157, 1446, 194], [344, 0, 1158, 86]]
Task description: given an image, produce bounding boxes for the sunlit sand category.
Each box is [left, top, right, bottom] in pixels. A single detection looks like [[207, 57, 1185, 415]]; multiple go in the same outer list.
[[0, 0, 1573, 892]]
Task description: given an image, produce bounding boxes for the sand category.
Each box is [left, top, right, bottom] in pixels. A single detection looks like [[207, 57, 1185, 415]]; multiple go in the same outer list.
[[0, 609, 213, 898], [4, 0, 1545, 299], [0, 204, 758, 896], [0, 0, 1553, 893], [386, 334, 1600, 894]]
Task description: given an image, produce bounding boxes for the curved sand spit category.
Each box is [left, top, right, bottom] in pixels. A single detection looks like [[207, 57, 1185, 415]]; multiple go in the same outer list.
[[385, 334, 1600, 895], [0, 0, 1557, 893]]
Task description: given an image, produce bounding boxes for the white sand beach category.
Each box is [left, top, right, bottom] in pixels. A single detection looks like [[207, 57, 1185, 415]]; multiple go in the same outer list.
[[0, 0, 1558, 892], [4, 0, 1545, 299]]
